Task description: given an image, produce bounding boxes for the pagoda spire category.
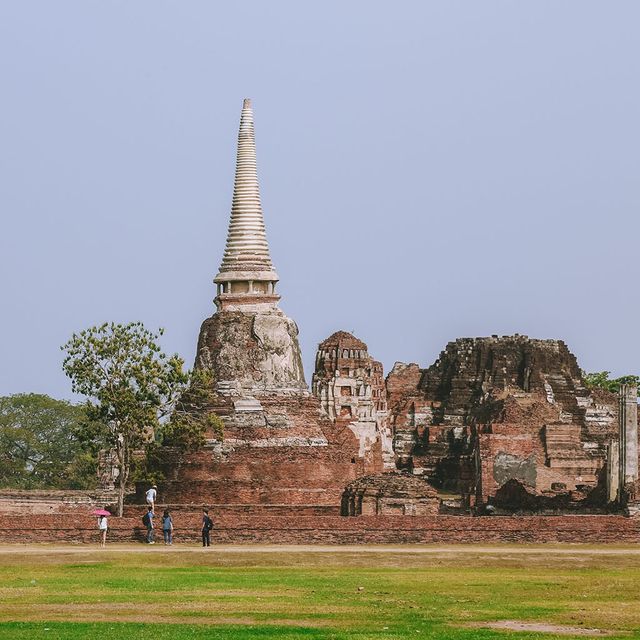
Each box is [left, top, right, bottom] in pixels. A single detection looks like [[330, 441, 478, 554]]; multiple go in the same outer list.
[[214, 99, 280, 311]]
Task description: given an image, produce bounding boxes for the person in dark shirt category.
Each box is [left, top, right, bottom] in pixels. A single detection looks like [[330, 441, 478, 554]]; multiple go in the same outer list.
[[143, 506, 155, 544], [202, 509, 213, 547]]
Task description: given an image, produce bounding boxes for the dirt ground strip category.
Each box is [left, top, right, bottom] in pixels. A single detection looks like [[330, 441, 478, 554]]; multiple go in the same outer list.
[[0, 603, 327, 627], [470, 621, 624, 636]]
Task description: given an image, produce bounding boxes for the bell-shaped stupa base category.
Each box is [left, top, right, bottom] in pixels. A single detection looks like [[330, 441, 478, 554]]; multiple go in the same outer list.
[[195, 308, 308, 397]]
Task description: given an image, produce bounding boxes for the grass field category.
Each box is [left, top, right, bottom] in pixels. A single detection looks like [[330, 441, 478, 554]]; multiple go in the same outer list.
[[1, 544, 640, 639]]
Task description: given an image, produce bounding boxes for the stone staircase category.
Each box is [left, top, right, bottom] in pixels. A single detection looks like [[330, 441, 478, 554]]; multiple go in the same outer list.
[[543, 424, 601, 483]]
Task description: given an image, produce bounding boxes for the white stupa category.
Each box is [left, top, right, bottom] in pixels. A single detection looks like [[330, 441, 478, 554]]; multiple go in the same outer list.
[[214, 98, 280, 312]]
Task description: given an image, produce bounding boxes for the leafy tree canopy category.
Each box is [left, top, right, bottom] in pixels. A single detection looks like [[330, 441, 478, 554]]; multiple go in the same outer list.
[[161, 368, 224, 450], [583, 371, 640, 393], [0, 393, 96, 489], [62, 322, 218, 515]]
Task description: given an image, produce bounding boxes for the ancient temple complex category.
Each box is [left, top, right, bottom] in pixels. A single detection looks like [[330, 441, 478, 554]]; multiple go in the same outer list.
[[3, 98, 640, 546], [148, 99, 639, 517]]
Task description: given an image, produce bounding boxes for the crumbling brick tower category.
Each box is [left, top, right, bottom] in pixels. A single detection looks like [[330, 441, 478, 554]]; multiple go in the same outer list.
[[312, 331, 394, 471], [156, 99, 365, 506]]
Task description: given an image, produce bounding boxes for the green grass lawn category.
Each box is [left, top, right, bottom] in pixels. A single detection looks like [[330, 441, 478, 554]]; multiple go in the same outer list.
[[1, 544, 639, 639]]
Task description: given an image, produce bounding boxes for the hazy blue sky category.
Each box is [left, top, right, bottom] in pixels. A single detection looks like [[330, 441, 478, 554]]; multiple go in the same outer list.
[[1, 2, 638, 399]]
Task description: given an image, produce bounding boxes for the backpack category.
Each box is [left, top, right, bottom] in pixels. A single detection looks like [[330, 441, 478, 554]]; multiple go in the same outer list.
[[142, 513, 150, 526], [204, 515, 213, 531]]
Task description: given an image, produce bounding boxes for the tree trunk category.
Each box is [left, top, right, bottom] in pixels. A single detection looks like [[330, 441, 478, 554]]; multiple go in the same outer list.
[[117, 466, 126, 517], [116, 441, 129, 517]]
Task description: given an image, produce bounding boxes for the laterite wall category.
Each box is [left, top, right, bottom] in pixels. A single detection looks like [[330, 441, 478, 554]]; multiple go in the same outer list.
[[1, 514, 638, 545]]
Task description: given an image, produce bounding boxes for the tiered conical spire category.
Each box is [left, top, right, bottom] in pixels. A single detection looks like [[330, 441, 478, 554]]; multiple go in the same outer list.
[[215, 99, 279, 285]]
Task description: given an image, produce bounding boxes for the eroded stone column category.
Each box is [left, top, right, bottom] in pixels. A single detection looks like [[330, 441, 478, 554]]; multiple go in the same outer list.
[[619, 385, 638, 489], [607, 441, 620, 503]]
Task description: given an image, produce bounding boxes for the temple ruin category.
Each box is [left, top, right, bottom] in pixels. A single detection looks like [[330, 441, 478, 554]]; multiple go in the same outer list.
[[1, 97, 639, 545], [144, 99, 638, 518]]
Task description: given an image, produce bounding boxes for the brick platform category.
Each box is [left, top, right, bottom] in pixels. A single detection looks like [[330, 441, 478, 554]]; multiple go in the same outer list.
[[2, 514, 638, 545]]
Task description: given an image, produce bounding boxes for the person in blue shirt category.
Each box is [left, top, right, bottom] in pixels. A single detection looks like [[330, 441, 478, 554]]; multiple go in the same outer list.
[[162, 509, 173, 545]]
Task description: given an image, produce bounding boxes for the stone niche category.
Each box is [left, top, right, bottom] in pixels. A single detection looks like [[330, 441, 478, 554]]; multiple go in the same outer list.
[[341, 473, 440, 516]]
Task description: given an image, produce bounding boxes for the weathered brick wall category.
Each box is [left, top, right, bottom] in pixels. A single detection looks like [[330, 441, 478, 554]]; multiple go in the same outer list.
[[2, 514, 638, 545], [384, 336, 622, 508], [150, 391, 366, 506], [139, 442, 360, 505], [477, 430, 537, 502], [0, 490, 118, 515], [121, 504, 339, 517], [385, 363, 426, 462]]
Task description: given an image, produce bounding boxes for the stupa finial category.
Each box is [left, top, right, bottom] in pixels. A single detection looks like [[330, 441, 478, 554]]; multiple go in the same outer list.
[[214, 99, 280, 311]]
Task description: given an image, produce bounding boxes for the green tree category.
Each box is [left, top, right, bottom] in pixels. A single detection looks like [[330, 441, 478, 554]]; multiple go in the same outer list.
[[133, 369, 225, 487], [583, 371, 640, 393], [62, 322, 217, 516], [0, 393, 96, 489], [161, 369, 224, 450]]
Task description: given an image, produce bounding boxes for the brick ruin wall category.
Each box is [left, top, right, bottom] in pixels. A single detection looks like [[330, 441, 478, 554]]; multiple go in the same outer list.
[[136, 441, 362, 506], [0, 490, 118, 515], [386, 335, 626, 509], [145, 317, 380, 507], [2, 513, 638, 545], [1, 487, 637, 544]]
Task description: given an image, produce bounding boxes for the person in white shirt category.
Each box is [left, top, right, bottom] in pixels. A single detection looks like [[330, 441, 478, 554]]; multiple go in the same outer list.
[[145, 485, 157, 510], [98, 515, 108, 547]]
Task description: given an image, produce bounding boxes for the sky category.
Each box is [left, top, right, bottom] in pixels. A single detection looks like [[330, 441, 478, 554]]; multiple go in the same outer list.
[[0, 2, 638, 399]]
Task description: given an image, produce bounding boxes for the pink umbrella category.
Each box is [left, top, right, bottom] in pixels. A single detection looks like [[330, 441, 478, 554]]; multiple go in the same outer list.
[[92, 509, 111, 516]]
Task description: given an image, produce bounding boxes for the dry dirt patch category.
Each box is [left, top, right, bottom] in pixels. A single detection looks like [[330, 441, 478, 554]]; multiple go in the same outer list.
[[471, 621, 623, 636], [0, 602, 328, 627], [0, 601, 333, 627]]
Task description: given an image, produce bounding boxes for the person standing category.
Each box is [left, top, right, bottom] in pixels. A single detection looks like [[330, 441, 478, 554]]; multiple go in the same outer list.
[[162, 509, 173, 545], [98, 515, 108, 548], [143, 506, 155, 544], [145, 485, 157, 511], [202, 509, 213, 547]]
